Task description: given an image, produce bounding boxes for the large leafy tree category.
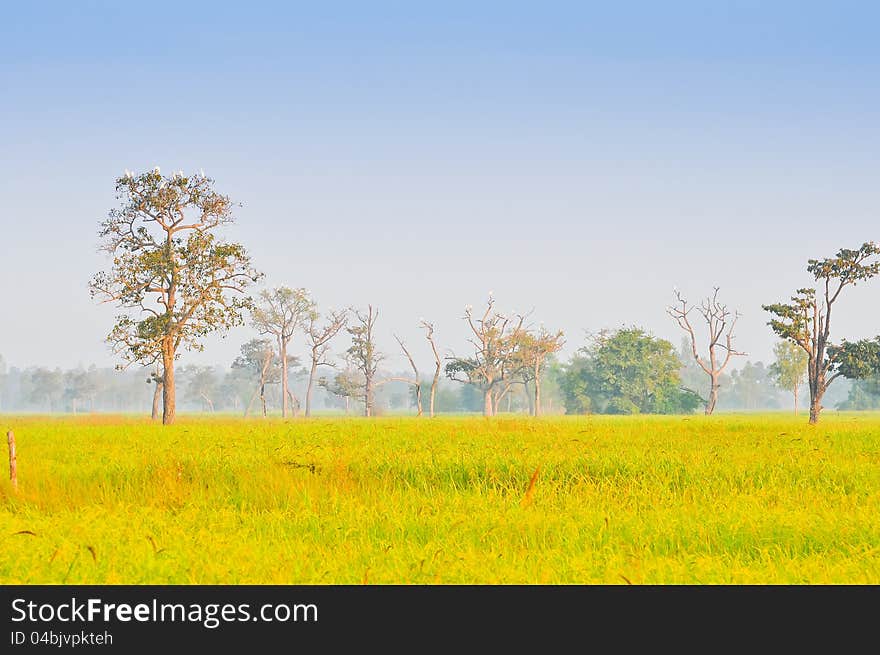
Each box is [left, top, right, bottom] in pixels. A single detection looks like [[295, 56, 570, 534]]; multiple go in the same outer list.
[[762, 242, 880, 424], [90, 168, 261, 424], [561, 328, 700, 415]]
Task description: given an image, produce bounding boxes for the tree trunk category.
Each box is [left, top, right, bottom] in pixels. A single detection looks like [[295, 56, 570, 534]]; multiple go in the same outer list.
[[809, 391, 821, 425], [280, 337, 289, 418], [364, 376, 373, 417], [305, 360, 318, 417], [793, 383, 799, 416], [415, 383, 423, 417], [151, 381, 163, 420], [705, 374, 719, 415], [260, 382, 267, 418], [484, 389, 493, 417], [161, 341, 176, 425], [430, 374, 438, 418], [534, 374, 542, 417]]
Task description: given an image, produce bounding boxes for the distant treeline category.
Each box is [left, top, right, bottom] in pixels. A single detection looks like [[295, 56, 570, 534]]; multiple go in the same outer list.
[[0, 341, 868, 415]]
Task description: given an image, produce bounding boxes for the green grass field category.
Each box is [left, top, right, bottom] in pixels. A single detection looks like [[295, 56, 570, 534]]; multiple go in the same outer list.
[[1, 413, 879, 584]]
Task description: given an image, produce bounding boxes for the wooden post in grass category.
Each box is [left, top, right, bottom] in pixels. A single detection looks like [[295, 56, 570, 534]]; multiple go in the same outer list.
[[7, 430, 17, 490]]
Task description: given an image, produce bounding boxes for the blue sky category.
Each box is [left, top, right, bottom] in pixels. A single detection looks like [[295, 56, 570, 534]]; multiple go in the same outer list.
[[1, 1, 878, 372]]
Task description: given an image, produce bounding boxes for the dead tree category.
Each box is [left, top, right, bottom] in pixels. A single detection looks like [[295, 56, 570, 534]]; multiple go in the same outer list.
[[420, 320, 442, 417], [393, 335, 422, 416], [304, 308, 348, 417], [668, 287, 745, 415]]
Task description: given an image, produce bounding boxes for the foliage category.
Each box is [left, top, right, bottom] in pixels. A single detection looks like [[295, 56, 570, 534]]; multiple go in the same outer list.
[[828, 337, 880, 380], [560, 327, 699, 415], [89, 168, 261, 423], [762, 242, 880, 423], [770, 341, 808, 392]]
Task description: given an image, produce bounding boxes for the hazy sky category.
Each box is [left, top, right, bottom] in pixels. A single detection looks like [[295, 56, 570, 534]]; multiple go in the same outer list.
[[1, 1, 878, 374]]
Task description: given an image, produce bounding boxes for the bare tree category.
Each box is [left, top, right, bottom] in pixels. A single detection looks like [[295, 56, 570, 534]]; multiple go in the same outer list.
[[446, 295, 525, 416], [668, 287, 745, 415], [515, 326, 565, 416], [347, 305, 384, 417], [304, 307, 348, 417], [251, 287, 314, 418], [393, 335, 422, 416], [420, 320, 442, 418], [764, 242, 880, 424], [90, 168, 261, 424]]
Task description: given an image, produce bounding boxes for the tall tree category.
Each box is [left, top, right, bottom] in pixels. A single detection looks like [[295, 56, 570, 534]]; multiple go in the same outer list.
[[251, 287, 315, 418], [347, 305, 383, 417], [763, 242, 880, 424], [420, 320, 442, 418], [90, 168, 261, 424], [668, 288, 745, 415], [445, 296, 525, 416], [304, 307, 348, 417], [770, 341, 809, 415]]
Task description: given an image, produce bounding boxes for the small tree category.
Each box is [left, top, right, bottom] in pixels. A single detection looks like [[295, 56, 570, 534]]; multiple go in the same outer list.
[[515, 326, 564, 416], [763, 242, 880, 424], [393, 335, 422, 416], [770, 341, 808, 415], [347, 305, 383, 417], [251, 287, 314, 418], [318, 362, 363, 415], [233, 338, 279, 417], [668, 288, 745, 415], [182, 365, 220, 412], [304, 307, 348, 417], [420, 320, 442, 418], [90, 168, 261, 424]]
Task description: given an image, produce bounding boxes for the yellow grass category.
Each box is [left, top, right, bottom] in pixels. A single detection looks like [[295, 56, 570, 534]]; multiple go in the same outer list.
[[1, 413, 879, 583]]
